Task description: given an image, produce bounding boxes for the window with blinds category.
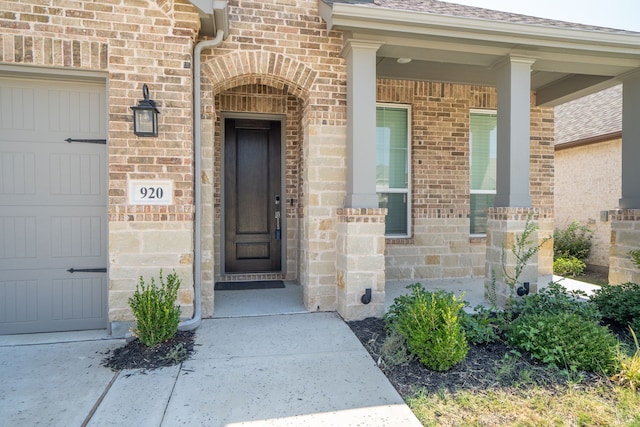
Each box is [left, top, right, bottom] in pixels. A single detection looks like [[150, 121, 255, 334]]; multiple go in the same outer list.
[[470, 111, 497, 235], [376, 104, 411, 237]]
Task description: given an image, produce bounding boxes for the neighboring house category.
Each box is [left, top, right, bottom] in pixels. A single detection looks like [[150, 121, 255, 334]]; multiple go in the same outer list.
[[1, 0, 640, 335], [555, 86, 622, 272]]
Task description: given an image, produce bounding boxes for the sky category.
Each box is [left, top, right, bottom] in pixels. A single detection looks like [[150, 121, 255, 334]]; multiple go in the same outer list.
[[439, 0, 640, 32]]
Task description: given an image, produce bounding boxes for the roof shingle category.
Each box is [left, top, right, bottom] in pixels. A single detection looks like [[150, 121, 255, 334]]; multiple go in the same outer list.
[[554, 85, 622, 145], [327, 0, 639, 34]]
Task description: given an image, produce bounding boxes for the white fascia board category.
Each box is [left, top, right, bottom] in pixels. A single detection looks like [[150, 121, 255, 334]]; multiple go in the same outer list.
[[189, 0, 213, 14], [318, 0, 334, 31], [330, 3, 640, 56], [188, 0, 228, 38]]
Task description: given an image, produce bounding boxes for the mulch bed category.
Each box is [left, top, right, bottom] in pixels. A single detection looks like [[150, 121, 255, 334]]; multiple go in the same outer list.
[[102, 330, 195, 371], [347, 317, 605, 397]]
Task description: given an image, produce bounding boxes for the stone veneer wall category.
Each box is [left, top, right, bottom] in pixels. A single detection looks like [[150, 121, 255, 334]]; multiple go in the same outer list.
[[609, 209, 640, 284], [485, 208, 554, 307], [0, 0, 202, 323], [336, 208, 386, 320], [378, 79, 555, 280]]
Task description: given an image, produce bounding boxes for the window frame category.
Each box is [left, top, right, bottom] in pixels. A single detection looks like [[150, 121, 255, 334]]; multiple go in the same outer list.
[[376, 102, 412, 238], [469, 109, 497, 237]]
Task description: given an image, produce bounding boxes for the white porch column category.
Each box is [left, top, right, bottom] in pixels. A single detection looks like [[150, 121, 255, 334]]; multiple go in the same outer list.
[[620, 71, 640, 209], [494, 56, 536, 208], [342, 39, 382, 208]]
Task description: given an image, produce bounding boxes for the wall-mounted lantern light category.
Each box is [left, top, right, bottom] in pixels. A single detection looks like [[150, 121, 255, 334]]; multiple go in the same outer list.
[[131, 84, 159, 137]]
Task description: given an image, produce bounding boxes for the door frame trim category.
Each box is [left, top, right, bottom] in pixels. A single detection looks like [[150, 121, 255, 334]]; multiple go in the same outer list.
[[220, 112, 287, 276]]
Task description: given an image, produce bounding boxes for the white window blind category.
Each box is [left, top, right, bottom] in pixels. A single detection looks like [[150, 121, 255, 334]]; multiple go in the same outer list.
[[376, 104, 410, 236], [470, 111, 497, 235]]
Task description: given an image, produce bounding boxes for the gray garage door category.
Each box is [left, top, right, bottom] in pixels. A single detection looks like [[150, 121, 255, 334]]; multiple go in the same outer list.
[[0, 76, 108, 334]]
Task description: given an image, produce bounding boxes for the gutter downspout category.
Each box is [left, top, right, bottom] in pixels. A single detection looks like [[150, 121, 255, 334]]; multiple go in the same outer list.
[[178, 29, 225, 331]]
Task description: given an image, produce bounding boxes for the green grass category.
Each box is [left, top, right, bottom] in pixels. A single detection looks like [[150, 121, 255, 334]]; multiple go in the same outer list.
[[407, 384, 640, 427]]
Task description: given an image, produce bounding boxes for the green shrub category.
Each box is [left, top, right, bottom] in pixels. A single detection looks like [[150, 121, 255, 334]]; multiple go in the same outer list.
[[384, 282, 424, 330], [129, 269, 181, 347], [591, 282, 640, 327], [553, 256, 586, 277], [553, 221, 593, 262], [380, 328, 413, 366], [385, 284, 468, 371], [509, 281, 601, 322], [630, 249, 640, 270], [507, 312, 620, 374], [460, 305, 501, 345]]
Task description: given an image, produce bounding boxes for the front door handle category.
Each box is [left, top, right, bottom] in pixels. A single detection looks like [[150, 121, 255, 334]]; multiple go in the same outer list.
[[275, 211, 281, 240]]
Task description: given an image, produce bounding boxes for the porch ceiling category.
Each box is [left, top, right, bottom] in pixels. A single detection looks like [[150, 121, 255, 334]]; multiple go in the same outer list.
[[320, 1, 640, 106]]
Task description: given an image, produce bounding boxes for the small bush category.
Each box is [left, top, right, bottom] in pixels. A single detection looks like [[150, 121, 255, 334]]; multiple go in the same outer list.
[[129, 269, 181, 347], [384, 282, 423, 330], [591, 282, 640, 327], [553, 256, 586, 277], [385, 284, 468, 371], [553, 221, 593, 262], [380, 329, 413, 366], [509, 281, 601, 322], [630, 249, 640, 270], [507, 312, 620, 374], [460, 305, 501, 345]]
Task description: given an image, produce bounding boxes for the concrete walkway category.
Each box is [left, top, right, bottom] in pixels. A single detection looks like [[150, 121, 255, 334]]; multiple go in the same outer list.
[[0, 312, 421, 427], [0, 275, 598, 426]]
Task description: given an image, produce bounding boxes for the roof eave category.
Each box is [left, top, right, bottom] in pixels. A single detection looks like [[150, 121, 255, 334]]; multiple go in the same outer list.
[[555, 131, 622, 150], [325, 2, 640, 55]]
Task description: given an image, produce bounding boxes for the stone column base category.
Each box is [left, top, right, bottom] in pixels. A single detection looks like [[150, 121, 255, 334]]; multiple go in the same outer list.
[[484, 208, 551, 307], [336, 208, 386, 320], [609, 210, 640, 284]]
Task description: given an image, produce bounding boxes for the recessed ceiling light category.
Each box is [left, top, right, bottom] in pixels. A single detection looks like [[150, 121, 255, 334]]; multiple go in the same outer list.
[[397, 58, 412, 64]]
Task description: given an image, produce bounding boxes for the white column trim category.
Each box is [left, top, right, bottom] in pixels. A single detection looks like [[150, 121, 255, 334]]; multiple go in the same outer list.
[[494, 55, 535, 208], [343, 39, 382, 208]]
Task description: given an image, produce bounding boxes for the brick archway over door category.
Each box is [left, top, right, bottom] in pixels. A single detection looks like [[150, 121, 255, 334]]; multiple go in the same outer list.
[[203, 51, 317, 102]]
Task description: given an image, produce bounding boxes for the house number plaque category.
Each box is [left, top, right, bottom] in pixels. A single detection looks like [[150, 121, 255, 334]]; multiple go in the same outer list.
[[128, 180, 173, 205]]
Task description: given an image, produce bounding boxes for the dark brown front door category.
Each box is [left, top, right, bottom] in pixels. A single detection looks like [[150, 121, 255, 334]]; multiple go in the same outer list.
[[224, 118, 282, 273]]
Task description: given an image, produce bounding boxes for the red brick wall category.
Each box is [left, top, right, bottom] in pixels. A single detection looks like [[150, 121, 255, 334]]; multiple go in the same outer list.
[[377, 79, 554, 227]]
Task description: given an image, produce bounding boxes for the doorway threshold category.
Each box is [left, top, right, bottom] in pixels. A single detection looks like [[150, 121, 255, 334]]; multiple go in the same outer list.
[[212, 280, 306, 318]]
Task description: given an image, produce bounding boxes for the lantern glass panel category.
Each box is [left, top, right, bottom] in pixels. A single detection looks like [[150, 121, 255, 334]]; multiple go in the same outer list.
[[135, 109, 155, 134]]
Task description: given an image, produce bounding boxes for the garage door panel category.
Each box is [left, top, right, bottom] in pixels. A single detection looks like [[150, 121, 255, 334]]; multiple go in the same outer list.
[[0, 271, 107, 334], [0, 279, 38, 323], [1, 207, 105, 269], [0, 144, 105, 206], [51, 215, 104, 258], [48, 88, 105, 136], [0, 151, 36, 195], [0, 216, 37, 260], [0, 85, 36, 133], [1, 79, 105, 142], [52, 277, 106, 321], [0, 76, 107, 334], [50, 152, 103, 196]]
